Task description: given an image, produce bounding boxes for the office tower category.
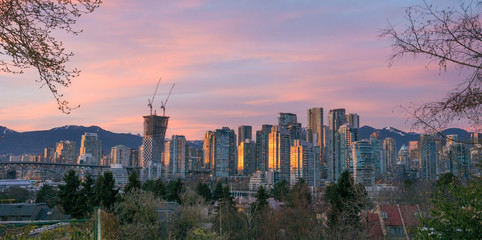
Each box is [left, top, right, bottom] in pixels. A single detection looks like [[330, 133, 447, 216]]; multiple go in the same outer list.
[[203, 131, 215, 170], [165, 135, 187, 179], [256, 124, 273, 171], [142, 115, 169, 180], [307, 108, 323, 147], [238, 140, 256, 176], [279, 112, 304, 141], [129, 149, 140, 167], [327, 109, 347, 181], [383, 137, 397, 172], [346, 113, 360, 129], [418, 134, 438, 180], [369, 132, 383, 177], [290, 139, 319, 187], [408, 141, 419, 170], [336, 124, 358, 177], [43, 146, 54, 162], [444, 135, 471, 180], [186, 144, 203, 172], [78, 133, 102, 165], [398, 145, 409, 168], [238, 125, 252, 145], [54, 140, 76, 164], [214, 127, 236, 177], [111, 145, 131, 166], [268, 126, 291, 183], [351, 140, 375, 186]]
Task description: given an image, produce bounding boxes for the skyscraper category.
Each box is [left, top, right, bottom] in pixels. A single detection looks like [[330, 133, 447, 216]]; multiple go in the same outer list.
[[418, 134, 438, 181], [203, 131, 215, 170], [336, 124, 358, 177], [238, 140, 256, 176], [142, 114, 169, 180], [351, 140, 375, 186], [111, 145, 130, 166], [279, 112, 304, 141], [78, 132, 102, 165], [268, 126, 291, 182], [54, 140, 76, 164], [383, 137, 397, 173], [307, 107, 323, 150], [444, 135, 471, 181], [214, 127, 236, 177], [238, 125, 252, 145], [327, 108, 347, 181], [290, 139, 319, 187], [346, 113, 360, 129], [369, 132, 383, 177], [256, 124, 273, 172], [165, 135, 187, 179]]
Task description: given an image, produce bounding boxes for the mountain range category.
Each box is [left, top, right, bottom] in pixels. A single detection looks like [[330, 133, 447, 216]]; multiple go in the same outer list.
[[0, 125, 471, 156]]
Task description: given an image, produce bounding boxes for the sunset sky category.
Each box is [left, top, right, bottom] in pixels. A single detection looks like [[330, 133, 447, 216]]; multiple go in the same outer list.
[[0, 0, 464, 140]]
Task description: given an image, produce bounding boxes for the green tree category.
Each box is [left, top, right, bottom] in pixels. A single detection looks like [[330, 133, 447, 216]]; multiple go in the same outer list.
[[196, 182, 212, 202], [270, 179, 289, 202], [95, 171, 119, 210], [0, 187, 31, 203], [58, 170, 84, 218], [214, 186, 242, 238], [0, 0, 102, 113], [212, 182, 223, 202], [251, 186, 269, 213], [325, 170, 368, 228], [166, 178, 184, 203], [416, 176, 482, 239], [142, 178, 166, 199], [125, 171, 141, 193], [35, 184, 58, 208], [115, 190, 162, 239], [80, 173, 97, 214]]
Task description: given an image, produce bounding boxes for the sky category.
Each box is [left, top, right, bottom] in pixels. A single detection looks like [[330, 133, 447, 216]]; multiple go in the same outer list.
[[0, 0, 466, 140]]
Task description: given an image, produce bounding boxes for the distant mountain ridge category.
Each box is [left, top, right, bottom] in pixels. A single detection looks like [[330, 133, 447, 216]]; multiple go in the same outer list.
[[0, 125, 471, 156]]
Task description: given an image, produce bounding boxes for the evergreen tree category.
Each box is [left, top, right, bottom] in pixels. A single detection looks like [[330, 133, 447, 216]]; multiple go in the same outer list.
[[288, 178, 311, 208], [58, 170, 83, 218], [142, 179, 166, 199], [125, 171, 141, 193], [166, 179, 184, 203], [196, 182, 212, 202], [212, 182, 223, 202], [270, 179, 289, 202], [95, 171, 119, 210], [251, 186, 269, 213], [35, 184, 58, 208], [80, 174, 97, 213]]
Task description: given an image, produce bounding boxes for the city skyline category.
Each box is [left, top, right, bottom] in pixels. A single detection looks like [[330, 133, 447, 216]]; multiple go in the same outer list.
[[0, 0, 466, 140]]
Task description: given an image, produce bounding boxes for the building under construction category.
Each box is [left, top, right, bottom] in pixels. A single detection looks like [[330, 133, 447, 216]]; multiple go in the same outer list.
[[142, 115, 169, 180]]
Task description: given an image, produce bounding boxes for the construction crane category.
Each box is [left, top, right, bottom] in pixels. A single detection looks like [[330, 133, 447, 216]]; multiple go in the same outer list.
[[147, 77, 162, 115], [160, 83, 175, 116]]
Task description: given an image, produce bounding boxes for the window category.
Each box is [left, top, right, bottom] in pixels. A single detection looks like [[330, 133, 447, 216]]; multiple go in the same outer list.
[[390, 227, 404, 236]]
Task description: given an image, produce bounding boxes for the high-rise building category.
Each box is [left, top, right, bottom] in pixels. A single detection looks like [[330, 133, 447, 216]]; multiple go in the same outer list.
[[214, 127, 236, 177], [165, 135, 187, 179], [238, 125, 252, 145], [444, 135, 471, 180], [346, 113, 360, 129], [336, 124, 358, 177], [78, 133, 102, 165], [186, 144, 203, 172], [290, 139, 319, 187], [418, 134, 438, 181], [256, 124, 273, 172], [238, 140, 256, 176], [327, 108, 347, 181], [408, 141, 419, 170], [111, 145, 131, 166], [307, 108, 324, 180], [369, 132, 383, 178], [43, 146, 54, 162], [351, 140, 375, 186], [383, 137, 397, 173], [130, 149, 140, 167], [203, 131, 215, 170], [398, 145, 409, 168], [279, 113, 304, 141], [54, 140, 76, 164], [268, 126, 291, 183], [142, 115, 169, 180]]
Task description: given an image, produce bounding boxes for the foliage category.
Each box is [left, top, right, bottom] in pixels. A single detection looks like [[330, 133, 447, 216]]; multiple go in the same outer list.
[[380, 0, 482, 133], [0, 0, 102, 113], [213, 186, 243, 239], [288, 178, 311, 208], [196, 182, 212, 203], [186, 228, 220, 240], [270, 179, 289, 202], [124, 171, 141, 193], [416, 176, 482, 239], [58, 170, 84, 218], [170, 189, 208, 239], [35, 184, 58, 208], [142, 178, 166, 199], [80, 174, 97, 213], [166, 178, 184, 204], [94, 171, 119, 210], [325, 170, 369, 228], [251, 186, 269, 213], [0, 187, 31, 203], [211, 182, 223, 202], [115, 190, 162, 239]]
